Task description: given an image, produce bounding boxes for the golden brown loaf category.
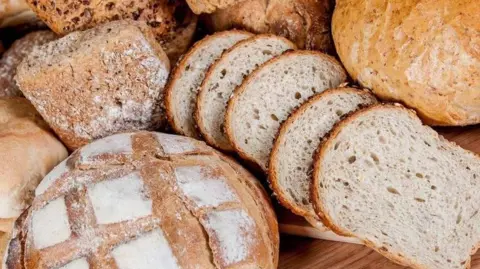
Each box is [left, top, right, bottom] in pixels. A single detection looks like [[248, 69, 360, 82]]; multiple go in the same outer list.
[[203, 0, 335, 53], [16, 20, 171, 151], [0, 30, 57, 97], [0, 97, 68, 220], [332, 0, 480, 126], [5, 131, 279, 269]]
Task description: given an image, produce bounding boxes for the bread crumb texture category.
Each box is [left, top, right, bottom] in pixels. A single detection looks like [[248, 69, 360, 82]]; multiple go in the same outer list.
[[16, 20, 171, 150], [5, 132, 278, 269]]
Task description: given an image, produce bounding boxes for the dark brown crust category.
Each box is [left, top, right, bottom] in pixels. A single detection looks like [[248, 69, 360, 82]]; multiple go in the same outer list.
[[164, 29, 254, 138], [195, 34, 297, 152], [268, 87, 376, 219], [224, 50, 347, 171], [310, 103, 479, 269]]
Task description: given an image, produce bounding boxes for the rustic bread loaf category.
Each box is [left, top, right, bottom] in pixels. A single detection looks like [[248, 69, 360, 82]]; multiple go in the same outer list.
[[166, 30, 254, 138], [0, 30, 57, 97], [186, 0, 246, 14], [196, 35, 296, 151], [332, 0, 480, 126], [203, 0, 335, 53], [312, 104, 480, 269], [5, 131, 279, 269], [225, 51, 346, 171], [0, 97, 68, 220], [270, 87, 377, 219], [16, 20, 171, 151]]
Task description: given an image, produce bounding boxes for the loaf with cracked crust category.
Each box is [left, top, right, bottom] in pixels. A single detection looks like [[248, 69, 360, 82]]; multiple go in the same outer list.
[[4, 131, 279, 269], [15, 20, 171, 151]]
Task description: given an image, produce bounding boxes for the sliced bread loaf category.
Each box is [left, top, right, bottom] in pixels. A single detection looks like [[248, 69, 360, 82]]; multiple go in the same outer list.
[[269, 87, 377, 219], [165, 30, 253, 138], [225, 51, 347, 171], [195, 34, 296, 151], [312, 104, 480, 269]]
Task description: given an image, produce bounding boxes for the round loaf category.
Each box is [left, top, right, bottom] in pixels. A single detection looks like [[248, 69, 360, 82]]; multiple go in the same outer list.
[[5, 131, 279, 269], [203, 0, 335, 53], [332, 0, 480, 126]]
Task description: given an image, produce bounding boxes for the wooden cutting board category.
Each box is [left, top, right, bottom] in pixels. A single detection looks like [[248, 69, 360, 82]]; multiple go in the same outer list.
[[278, 125, 480, 268]]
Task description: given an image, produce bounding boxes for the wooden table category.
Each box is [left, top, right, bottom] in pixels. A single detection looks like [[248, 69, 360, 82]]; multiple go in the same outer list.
[[277, 126, 480, 268]]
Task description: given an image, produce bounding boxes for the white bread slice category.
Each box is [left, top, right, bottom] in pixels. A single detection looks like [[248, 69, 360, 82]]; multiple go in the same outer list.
[[195, 34, 296, 151], [225, 51, 347, 171], [312, 104, 480, 269], [269, 87, 377, 219], [165, 30, 253, 138]]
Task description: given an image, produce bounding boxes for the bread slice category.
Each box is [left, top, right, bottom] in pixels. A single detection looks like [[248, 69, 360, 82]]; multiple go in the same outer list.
[[269, 87, 377, 219], [165, 30, 253, 138], [225, 51, 347, 171], [312, 104, 480, 269], [195, 34, 296, 151]]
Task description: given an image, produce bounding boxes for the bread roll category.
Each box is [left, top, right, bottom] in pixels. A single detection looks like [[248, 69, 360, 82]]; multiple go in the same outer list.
[[16, 20, 171, 151], [0, 97, 68, 220], [5, 131, 279, 269], [332, 0, 480, 126], [186, 0, 246, 14], [0, 30, 57, 97], [203, 0, 335, 53]]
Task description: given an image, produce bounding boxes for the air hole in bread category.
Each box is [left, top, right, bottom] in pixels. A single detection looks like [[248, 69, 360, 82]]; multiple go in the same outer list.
[[270, 114, 279, 121], [343, 182, 349, 187], [246, 123, 251, 128], [217, 92, 223, 99], [262, 50, 272, 55], [307, 139, 312, 144], [415, 198, 426, 202], [335, 110, 343, 116], [311, 87, 317, 94], [457, 213, 462, 224], [294, 92, 301, 99], [347, 156, 356, 164], [334, 142, 340, 150], [435, 246, 440, 252], [424, 141, 431, 147], [415, 173, 424, 179], [447, 259, 452, 263], [431, 185, 437, 190], [327, 100, 333, 105], [387, 187, 400, 195], [381, 231, 388, 236], [370, 153, 380, 164], [220, 69, 227, 78], [284, 70, 288, 75], [259, 125, 266, 130], [301, 198, 309, 206], [244, 139, 248, 144]]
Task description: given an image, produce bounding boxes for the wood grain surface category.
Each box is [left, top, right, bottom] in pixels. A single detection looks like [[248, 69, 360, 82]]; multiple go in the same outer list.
[[278, 126, 480, 268]]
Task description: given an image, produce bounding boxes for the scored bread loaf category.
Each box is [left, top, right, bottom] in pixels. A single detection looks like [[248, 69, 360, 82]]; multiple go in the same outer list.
[[269, 87, 377, 220], [0, 30, 57, 97], [5, 131, 279, 269], [225, 51, 347, 171], [165, 30, 254, 138], [312, 104, 480, 269], [15, 20, 171, 151], [195, 34, 296, 151]]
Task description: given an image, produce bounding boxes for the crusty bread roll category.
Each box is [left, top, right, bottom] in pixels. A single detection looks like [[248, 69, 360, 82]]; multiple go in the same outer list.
[[5, 131, 279, 269], [332, 0, 480, 126], [0, 97, 68, 221], [16, 20, 171, 151], [203, 0, 335, 53], [0, 30, 57, 97]]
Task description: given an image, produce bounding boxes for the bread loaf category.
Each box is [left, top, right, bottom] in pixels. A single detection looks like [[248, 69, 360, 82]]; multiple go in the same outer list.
[[0, 97, 68, 220], [0, 30, 57, 97], [166, 30, 254, 138], [186, 0, 246, 14], [203, 0, 335, 53], [332, 0, 480, 126], [5, 131, 279, 269], [312, 104, 480, 269], [16, 20, 171, 151]]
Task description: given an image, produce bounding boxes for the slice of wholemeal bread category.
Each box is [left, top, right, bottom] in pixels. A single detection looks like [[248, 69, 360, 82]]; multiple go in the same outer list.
[[195, 34, 296, 151], [165, 30, 253, 138], [312, 104, 480, 269], [225, 51, 347, 171], [269, 87, 377, 219]]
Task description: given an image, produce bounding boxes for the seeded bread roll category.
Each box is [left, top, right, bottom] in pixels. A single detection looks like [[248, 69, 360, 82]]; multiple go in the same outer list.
[[15, 20, 171, 151], [312, 104, 480, 269], [5, 131, 279, 269]]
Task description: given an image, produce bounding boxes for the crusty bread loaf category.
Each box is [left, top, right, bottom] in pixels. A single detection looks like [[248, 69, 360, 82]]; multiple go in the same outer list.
[[186, 0, 246, 14], [312, 104, 480, 269], [16, 20, 171, 151], [0, 97, 68, 220], [332, 0, 480, 126], [270, 87, 377, 220], [196, 35, 296, 151], [225, 51, 347, 171], [166, 30, 254, 138], [5, 131, 279, 269], [203, 0, 335, 53], [0, 30, 57, 97]]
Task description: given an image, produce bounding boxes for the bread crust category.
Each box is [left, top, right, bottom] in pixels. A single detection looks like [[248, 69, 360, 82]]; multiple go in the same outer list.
[[268, 87, 376, 219], [224, 50, 346, 171], [195, 34, 296, 152], [186, 0, 248, 14], [332, 0, 480, 126], [311, 104, 479, 269], [165, 29, 254, 138]]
